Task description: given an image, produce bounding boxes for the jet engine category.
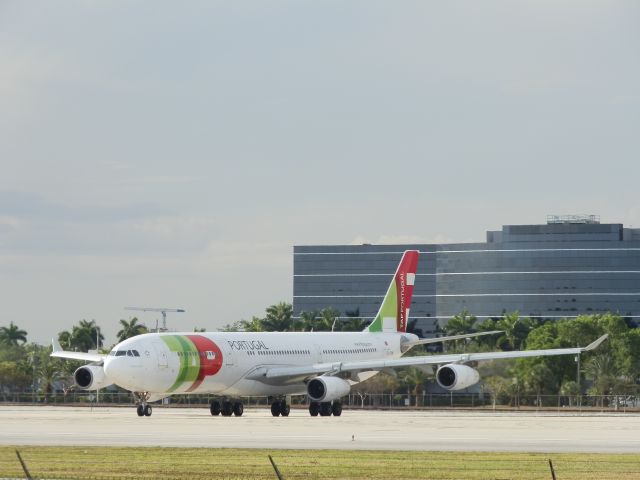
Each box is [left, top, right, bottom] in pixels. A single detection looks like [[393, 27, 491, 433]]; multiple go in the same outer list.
[[74, 365, 112, 390], [436, 364, 480, 391], [307, 376, 351, 402]]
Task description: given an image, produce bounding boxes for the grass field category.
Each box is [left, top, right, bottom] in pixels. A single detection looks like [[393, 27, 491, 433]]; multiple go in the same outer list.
[[1, 447, 639, 479]]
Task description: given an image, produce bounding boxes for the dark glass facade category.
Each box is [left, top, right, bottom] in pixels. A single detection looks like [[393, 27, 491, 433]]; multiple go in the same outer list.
[[293, 221, 640, 337]]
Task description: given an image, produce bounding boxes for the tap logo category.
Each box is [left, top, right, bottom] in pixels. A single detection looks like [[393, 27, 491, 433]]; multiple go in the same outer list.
[[398, 272, 406, 331], [161, 335, 224, 393]]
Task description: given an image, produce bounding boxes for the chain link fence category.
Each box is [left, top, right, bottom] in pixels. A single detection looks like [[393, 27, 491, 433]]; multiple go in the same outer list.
[[1, 390, 639, 412]]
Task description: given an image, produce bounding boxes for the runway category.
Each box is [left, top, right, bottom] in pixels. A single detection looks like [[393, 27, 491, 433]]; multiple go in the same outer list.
[[1, 406, 639, 453]]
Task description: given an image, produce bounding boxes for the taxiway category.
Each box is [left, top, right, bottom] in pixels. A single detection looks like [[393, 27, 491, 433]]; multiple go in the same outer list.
[[1, 406, 638, 453]]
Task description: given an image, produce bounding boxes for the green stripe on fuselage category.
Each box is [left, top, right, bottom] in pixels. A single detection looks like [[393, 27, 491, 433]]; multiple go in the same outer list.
[[161, 335, 201, 392]]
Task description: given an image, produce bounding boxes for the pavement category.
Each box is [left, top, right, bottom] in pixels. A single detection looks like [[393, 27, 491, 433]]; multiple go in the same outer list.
[[1, 406, 639, 453]]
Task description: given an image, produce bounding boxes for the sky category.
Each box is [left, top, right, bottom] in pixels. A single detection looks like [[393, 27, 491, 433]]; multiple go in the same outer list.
[[1, 1, 639, 345]]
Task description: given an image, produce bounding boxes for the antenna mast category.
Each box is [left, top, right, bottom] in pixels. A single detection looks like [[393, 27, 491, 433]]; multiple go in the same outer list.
[[124, 307, 186, 332]]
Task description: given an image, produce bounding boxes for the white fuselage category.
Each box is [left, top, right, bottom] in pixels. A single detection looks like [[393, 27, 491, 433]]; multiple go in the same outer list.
[[103, 331, 411, 398]]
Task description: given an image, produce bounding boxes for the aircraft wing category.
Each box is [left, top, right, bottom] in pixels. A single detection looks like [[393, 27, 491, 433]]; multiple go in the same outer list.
[[257, 334, 608, 381], [401, 330, 502, 351], [50, 338, 106, 363]]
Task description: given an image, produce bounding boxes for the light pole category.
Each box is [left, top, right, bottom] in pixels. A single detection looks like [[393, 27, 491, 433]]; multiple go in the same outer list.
[[575, 353, 581, 407], [96, 327, 100, 405]]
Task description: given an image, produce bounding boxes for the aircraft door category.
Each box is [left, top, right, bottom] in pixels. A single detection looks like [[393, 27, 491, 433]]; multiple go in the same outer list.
[[151, 341, 169, 368], [222, 343, 234, 366]]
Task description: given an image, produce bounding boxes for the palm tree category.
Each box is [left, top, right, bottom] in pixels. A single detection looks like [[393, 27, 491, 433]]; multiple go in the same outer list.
[[38, 358, 64, 401], [73, 319, 104, 351], [315, 308, 340, 331], [443, 310, 477, 336], [262, 303, 293, 331], [296, 311, 318, 331], [401, 368, 425, 407], [483, 376, 509, 410], [240, 316, 264, 332], [584, 353, 624, 402], [496, 311, 521, 350], [523, 362, 552, 406], [117, 317, 148, 342], [0, 322, 28, 346], [60, 320, 104, 351], [340, 309, 366, 332]]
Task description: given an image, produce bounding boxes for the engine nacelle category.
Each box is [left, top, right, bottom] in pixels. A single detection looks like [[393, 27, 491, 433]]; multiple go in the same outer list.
[[74, 365, 112, 390], [307, 376, 351, 402], [436, 364, 480, 391]]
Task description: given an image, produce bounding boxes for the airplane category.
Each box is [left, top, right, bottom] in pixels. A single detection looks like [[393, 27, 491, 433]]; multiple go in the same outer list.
[[51, 250, 608, 418]]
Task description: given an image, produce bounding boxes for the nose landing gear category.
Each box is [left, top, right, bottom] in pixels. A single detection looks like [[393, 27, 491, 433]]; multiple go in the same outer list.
[[133, 392, 153, 417]]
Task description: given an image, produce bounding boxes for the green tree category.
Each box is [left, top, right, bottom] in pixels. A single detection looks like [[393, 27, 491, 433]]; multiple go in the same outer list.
[[523, 362, 553, 406], [262, 302, 293, 331], [0, 322, 28, 346], [117, 317, 148, 342], [444, 310, 477, 336], [0, 361, 30, 395], [296, 311, 318, 331], [315, 308, 341, 331], [495, 311, 522, 350], [240, 316, 264, 332], [559, 380, 580, 407], [219, 321, 243, 332], [58, 320, 104, 351], [38, 356, 64, 400], [483, 376, 509, 410], [401, 368, 425, 407], [584, 353, 624, 398]]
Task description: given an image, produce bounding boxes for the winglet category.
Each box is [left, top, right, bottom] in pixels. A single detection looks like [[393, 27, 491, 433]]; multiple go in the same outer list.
[[583, 334, 608, 352], [52, 338, 62, 353]]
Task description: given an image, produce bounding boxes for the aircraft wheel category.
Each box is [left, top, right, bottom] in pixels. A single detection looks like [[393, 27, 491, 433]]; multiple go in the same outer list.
[[136, 405, 144, 417], [221, 400, 233, 416], [319, 402, 332, 416], [331, 401, 342, 417], [270, 401, 282, 417], [210, 400, 221, 416], [309, 402, 320, 417], [233, 401, 244, 417], [143, 405, 152, 417], [281, 402, 290, 417]]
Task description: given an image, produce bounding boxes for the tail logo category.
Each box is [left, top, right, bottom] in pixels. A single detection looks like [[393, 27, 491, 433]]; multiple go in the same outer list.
[[366, 250, 419, 333]]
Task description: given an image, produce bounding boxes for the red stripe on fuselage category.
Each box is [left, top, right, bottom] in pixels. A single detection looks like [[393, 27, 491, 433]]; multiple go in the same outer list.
[[185, 335, 224, 392]]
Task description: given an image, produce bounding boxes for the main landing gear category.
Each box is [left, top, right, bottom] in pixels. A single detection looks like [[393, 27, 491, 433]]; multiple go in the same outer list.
[[210, 399, 244, 417], [133, 392, 153, 417], [309, 400, 342, 417], [270, 398, 290, 417]]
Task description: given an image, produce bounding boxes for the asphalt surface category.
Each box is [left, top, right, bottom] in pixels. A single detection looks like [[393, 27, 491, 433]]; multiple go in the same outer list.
[[1, 406, 639, 453]]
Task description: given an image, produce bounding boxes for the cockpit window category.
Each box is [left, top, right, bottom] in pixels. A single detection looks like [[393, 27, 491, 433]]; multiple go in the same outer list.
[[132, 350, 140, 357], [116, 351, 127, 356]]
